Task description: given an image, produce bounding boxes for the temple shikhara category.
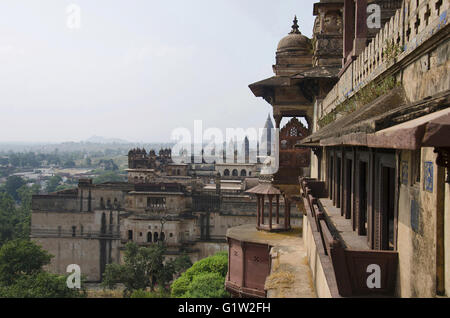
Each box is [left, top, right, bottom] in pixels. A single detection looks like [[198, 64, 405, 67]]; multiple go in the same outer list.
[[31, 0, 449, 298]]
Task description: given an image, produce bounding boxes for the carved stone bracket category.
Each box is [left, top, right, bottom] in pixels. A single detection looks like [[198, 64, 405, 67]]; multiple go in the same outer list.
[[435, 147, 450, 183]]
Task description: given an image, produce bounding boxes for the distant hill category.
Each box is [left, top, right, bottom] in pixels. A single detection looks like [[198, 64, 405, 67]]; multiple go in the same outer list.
[[84, 136, 130, 144]]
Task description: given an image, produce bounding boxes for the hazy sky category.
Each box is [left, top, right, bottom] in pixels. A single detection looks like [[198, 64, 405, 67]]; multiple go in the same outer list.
[[0, 0, 317, 143]]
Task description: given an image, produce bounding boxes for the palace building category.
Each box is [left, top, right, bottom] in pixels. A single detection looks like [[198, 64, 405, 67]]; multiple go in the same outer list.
[[31, 144, 299, 282], [226, 0, 450, 298]]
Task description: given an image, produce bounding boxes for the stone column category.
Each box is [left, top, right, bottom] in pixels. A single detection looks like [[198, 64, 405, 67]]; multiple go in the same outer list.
[[284, 195, 288, 230], [343, 0, 356, 61], [256, 194, 261, 228], [268, 195, 273, 231], [261, 195, 265, 225], [354, 0, 368, 56], [276, 195, 280, 225]]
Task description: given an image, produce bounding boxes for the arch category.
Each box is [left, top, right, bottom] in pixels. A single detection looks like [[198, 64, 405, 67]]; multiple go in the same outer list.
[[160, 232, 165, 242], [154, 232, 159, 243], [232, 169, 238, 177], [128, 230, 133, 241], [240, 169, 247, 177], [147, 232, 152, 243], [224, 169, 230, 176]]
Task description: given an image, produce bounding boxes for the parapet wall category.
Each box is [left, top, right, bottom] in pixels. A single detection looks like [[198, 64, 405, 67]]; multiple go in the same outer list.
[[32, 195, 79, 212], [320, 0, 449, 120]]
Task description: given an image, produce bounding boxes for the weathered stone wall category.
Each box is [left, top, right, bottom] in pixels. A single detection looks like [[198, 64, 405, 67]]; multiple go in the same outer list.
[[191, 242, 228, 262], [403, 37, 449, 103], [396, 148, 439, 297], [302, 215, 335, 297], [31, 210, 121, 282]]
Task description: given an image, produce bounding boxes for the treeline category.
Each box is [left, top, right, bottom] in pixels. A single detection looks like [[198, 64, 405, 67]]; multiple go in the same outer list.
[[0, 151, 123, 169]]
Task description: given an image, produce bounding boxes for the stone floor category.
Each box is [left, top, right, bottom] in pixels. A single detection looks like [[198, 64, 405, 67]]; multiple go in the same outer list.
[[227, 224, 317, 298]]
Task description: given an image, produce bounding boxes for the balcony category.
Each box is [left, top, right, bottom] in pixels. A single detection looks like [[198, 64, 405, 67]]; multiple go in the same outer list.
[[300, 178, 398, 297]]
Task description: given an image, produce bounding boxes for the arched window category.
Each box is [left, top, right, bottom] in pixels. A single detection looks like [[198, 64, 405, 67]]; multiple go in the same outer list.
[[232, 169, 238, 177], [160, 232, 165, 242], [154, 232, 159, 243], [128, 230, 133, 241], [240, 169, 247, 177], [224, 169, 230, 176], [100, 197, 105, 209], [249, 172, 252, 176], [147, 232, 152, 243]]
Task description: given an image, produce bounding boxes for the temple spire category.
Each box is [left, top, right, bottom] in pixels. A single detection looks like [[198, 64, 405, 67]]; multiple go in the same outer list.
[[290, 15, 301, 34]]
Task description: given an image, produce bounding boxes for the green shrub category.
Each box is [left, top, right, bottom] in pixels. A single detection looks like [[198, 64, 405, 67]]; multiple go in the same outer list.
[[130, 289, 169, 298], [186, 272, 228, 298], [170, 251, 229, 298]]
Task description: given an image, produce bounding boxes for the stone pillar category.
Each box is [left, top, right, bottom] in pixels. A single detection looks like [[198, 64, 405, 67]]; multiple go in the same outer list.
[[276, 195, 280, 225], [284, 195, 288, 230], [256, 194, 261, 228], [354, 0, 368, 56], [343, 0, 356, 61], [261, 195, 265, 225], [268, 195, 273, 231]]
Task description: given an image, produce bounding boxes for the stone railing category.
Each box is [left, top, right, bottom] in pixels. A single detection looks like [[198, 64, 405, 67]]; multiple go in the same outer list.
[[320, 0, 449, 121]]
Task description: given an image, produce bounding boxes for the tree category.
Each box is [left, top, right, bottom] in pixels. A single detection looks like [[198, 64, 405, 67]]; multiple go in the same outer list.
[[46, 176, 62, 193], [0, 184, 39, 247], [99, 159, 118, 171], [0, 193, 17, 246], [0, 239, 52, 285], [63, 160, 76, 168], [5, 176, 26, 201], [15, 184, 40, 240], [0, 271, 84, 298], [102, 242, 190, 297], [93, 171, 125, 184], [0, 239, 85, 298], [171, 251, 229, 298]]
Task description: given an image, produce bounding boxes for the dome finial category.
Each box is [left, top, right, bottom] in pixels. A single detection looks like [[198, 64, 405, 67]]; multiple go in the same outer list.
[[290, 15, 301, 34]]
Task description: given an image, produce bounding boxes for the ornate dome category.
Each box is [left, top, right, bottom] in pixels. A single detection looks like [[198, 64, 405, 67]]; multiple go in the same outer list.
[[277, 16, 311, 52]]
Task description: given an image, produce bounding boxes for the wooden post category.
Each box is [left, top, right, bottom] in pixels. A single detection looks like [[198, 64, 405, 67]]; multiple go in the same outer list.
[[268, 195, 273, 231], [284, 195, 288, 230], [261, 195, 265, 225], [287, 198, 291, 229], [276, 195, 280, 225], [256, 194, 261, 228]]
